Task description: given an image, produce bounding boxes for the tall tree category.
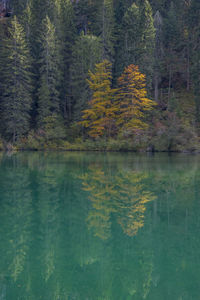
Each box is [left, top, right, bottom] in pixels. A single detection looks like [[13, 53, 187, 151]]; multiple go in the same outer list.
[[55, 0, 76, 120], [81, 60, 117, 138], [163, 1, 181, 100], [37, 16, 61, 127], [115, 0, 155, 88], [72, 0, 98, 35], [100, 0, 115, 61], [21, 0, 50, 127], [70, 34, 102, 121], [117, 64, 156, 136], [154, 10, 164, 102], [0, 16, 32, 142], [139, 0, 155, 88], [113, 0, 133, 24], [188, 0, 200, 121]]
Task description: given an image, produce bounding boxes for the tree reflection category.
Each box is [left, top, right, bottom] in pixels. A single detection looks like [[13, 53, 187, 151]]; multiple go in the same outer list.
[[0, 153, 200, 299], [0, 154, 33, 297], [82, 166, 117, 240], [82, 164, 156, 239]]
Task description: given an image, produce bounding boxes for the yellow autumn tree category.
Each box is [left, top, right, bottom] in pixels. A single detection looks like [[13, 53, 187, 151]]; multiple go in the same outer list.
[[117, 64, 156, 135], [80, 60, 117, 138]]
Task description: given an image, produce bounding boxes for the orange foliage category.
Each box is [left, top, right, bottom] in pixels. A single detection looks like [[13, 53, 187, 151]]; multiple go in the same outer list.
[[117, 64, 156, 135], [80, 60, 117, 138], [81, 62, 156, 138]]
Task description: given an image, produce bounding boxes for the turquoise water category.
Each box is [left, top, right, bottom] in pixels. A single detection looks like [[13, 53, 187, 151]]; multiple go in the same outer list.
[[0, 152, 200, 299]]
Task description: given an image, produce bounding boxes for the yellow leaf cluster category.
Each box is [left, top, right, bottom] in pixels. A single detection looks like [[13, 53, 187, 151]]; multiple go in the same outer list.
[[80, 61, 156, 138], [81, 166, 156, 240]]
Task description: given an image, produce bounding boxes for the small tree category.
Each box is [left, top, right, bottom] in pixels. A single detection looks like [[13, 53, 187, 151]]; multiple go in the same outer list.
[[117, 64, 156, 136], [81, 59, 117, 138]]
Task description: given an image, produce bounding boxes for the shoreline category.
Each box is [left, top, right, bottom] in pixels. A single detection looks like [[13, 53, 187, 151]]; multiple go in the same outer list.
[[1, 137, 199, 154], [0, 148, 198, 154]]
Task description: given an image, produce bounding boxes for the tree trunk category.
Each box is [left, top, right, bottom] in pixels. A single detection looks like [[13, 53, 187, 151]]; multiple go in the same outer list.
[[186, 44, 190, 91], [154, 71, 159, 102]]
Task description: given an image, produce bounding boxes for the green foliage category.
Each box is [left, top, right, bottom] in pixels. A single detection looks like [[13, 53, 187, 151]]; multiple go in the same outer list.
[[43, 114, 66, 141], [188, 0, 200, 120], [70, 34, 102, 121], [115, 0, 155, 87], [100, 0, 116, 61], [37, 16, 61, 127], [55, 0, 76, 120], [0, 0, 199, 151], [0, 16, 33, 142], [148, 92, 200, 152]]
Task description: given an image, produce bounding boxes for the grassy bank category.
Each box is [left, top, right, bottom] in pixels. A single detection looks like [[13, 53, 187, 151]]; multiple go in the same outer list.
[[1, 134, 199, 153]]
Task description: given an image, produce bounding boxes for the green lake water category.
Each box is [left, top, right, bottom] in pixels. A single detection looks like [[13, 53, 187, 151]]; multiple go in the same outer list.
[[0, 152, 200, 299]]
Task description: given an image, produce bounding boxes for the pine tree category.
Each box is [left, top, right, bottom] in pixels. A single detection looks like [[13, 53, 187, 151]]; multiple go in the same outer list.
[[188, 0, 200, 121], [21, 0, 49, 128], [115, 3, 140, 78], [72, 0, 98, 35], [37, 16, 61, 128], [73, 0, 115, 61], [70, 34, 102, 121], [115, 0, 155, 88], [101, 0, 115, 61], [154, 10, 164, 102], [113, 0, 133, 23], [21, 2, 32, 42], [11, 0, 28, 16], [163, 1, 181, 100], [139, 0, 155, 87], [0, 16, 33, 142], [55, 0, 76, 120]]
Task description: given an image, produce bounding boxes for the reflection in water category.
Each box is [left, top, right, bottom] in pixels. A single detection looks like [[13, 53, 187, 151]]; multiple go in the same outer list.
[[82, 165, 156, 239], [0, 152, 199, 299]]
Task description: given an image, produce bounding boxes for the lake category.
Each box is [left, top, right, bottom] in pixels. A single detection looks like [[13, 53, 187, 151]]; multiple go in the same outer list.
[[0, 152, 199, 299]]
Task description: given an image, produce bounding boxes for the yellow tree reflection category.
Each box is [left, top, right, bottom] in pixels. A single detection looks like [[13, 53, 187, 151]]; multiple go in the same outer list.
[[82, 165, 156, 239], [82, 166, 118, 240], [116, 172, 156, 237]]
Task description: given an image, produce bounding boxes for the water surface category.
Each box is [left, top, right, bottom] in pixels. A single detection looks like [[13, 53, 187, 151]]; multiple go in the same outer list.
[[0, 152, 200, 299]]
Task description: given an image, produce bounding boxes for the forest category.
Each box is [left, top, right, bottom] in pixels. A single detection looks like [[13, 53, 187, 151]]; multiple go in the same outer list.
[[0, 0, 199, 152]]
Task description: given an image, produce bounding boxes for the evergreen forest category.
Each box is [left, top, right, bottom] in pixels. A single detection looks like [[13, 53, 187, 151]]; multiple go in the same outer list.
[[0, 0, 199, 152]]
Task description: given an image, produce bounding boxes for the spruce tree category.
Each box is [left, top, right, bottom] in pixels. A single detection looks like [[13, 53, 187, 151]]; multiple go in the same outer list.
[[37, 16, 61, 128], [115, 3, 140, 78], [163, 2, 181, 99], [154, 10, 164, 102], [101, 0, 115, 61], [0, 16, 32, 143], [70, 34, 102, 121], [72, 0, 98, 35], [188, 0, 200, 120], [113, 0, 133, 23], [139, 0, 155, 87], [19, 0, 49, 128], [55, 0, 76, 120], [115, 0, 155, 88]]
